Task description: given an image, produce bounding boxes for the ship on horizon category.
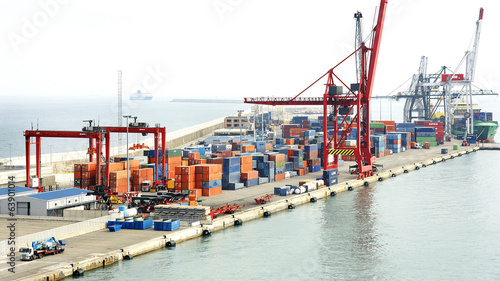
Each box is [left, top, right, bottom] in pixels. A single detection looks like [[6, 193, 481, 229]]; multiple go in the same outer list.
[[130, 90, 152, 100]]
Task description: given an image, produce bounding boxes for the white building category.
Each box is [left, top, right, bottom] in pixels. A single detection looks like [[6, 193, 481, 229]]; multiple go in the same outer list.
[[0, 188, 97, 217]]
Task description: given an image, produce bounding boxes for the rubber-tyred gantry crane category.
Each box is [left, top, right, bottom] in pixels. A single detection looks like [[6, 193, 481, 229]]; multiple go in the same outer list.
[[244, 0, 387, 179], [24, 124, 166, 191]]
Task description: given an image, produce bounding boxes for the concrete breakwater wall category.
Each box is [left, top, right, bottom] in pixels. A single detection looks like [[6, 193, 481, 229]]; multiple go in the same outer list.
[[21, 147, 479, 281]]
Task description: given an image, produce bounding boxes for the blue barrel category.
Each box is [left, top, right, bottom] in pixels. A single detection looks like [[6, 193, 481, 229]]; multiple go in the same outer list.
[[441, 148, 448, 154], [118, 205, 126, 212]]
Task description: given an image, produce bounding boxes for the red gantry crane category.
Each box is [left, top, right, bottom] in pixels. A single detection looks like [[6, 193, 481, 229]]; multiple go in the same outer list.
[[24, 121, 166, 191], [244, 0, 388, 179]]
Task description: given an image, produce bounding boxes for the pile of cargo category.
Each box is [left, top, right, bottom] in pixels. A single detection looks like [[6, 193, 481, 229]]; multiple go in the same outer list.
[[73, 159, 154, 192]]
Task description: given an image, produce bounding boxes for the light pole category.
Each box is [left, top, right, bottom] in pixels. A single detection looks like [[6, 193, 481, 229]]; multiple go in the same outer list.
[[123, 115, 136, 193], [9, 144, 12, 165], [49, 145, 53, 165], [237, 110, 244, 145]]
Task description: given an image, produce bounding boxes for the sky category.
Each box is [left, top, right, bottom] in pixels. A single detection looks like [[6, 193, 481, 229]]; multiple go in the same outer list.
[[1, 0, 499, 101]]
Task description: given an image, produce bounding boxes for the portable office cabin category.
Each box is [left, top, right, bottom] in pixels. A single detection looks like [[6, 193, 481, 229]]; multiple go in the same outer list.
[[0, 188, 97, 216]]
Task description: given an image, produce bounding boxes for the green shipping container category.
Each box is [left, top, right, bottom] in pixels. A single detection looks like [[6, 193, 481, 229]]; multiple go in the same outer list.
[[453, 145, 460, 150], [416, 137, 437, 142], [165, 149, 182, 158], [370, 123, 385, 128]]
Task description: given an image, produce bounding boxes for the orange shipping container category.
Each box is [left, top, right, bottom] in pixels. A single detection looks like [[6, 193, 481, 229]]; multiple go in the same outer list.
[[74, 171, 82, 179], [240, 156, 253, 165], [231, 151, 240, 157], [167, 156, 182, 165], [240, 163, 252, 173], [81, 163, 97, 172], [202, 186, 222, 197], [241, 170, 258, 180], [269, 154, 286, 162], [190, 188, 202, 198], [241, 145, 255, 153], [110, 170, 128, 180], [265, 144, 273, 150], [132, 168, 154, 178], [275, 173, 286, 181], [132, 175, 153, 185], [109, 178, 128, 187], [108, 163, 124, 172]]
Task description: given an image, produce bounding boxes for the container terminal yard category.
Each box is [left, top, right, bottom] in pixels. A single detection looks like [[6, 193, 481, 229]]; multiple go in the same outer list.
[[1, 1, 499, 280]]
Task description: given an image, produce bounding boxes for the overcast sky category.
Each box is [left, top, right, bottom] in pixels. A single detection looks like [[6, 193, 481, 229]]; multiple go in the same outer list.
[[1, 0, 499, 100]]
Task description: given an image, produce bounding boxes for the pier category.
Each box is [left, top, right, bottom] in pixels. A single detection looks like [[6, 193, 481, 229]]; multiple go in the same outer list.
[[0, 141, 485, 281]]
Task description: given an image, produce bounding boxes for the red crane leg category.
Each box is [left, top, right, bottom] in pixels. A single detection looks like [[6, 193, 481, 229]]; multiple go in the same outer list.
[[25, 136, 30, 188]]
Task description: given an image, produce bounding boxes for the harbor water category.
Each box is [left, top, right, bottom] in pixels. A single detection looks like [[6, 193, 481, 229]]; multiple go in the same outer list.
[[0, 96, 251, 159], [74, 151, 500, 280]]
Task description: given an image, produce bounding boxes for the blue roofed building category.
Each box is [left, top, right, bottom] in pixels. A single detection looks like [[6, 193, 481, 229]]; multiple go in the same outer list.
[[0, 188, 97, 216], [0, 186, 38, 200]]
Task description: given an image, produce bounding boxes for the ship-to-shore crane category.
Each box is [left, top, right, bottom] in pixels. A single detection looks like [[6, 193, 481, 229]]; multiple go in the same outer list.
[[244, 0, 388, 179]]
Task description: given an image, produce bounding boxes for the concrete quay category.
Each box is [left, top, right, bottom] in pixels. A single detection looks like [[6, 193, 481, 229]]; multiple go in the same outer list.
[[0, 140, 483, 281]]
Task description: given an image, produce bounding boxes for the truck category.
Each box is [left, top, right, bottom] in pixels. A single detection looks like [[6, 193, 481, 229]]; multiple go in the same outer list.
[[19, 237, 66, 261]]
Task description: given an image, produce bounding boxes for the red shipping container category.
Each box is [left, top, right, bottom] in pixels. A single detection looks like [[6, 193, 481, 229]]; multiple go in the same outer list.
[[175, 166, 195, 175], [189, 152, 200, 160], [241, 170, 259, 180], [180, 181, 195, 190], [441, 73, 464, 82], [175, 174, 195, 183], [195, 181, 203, 189], [74, 164, 82, 172], [81, 171, 96, 179]]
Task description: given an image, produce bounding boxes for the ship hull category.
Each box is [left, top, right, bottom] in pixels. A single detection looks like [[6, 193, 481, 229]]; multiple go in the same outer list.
[[452, 121, 498, 142]]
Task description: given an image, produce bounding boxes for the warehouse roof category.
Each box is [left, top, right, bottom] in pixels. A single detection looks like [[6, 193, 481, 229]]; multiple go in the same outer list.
[[0, 186, 38, 196], [26, 188, 92, 201]]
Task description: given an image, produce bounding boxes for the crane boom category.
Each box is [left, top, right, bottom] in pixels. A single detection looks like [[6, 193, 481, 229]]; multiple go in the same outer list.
[[244, 0, 388, 179]]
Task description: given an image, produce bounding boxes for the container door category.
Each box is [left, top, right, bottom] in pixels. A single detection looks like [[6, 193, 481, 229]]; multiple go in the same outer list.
[[17, 202, 30, 215]]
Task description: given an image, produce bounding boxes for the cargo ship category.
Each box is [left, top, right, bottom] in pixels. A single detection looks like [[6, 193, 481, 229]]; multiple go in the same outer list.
[[450, 101, 498, 142], [130, 90, 152, 100]]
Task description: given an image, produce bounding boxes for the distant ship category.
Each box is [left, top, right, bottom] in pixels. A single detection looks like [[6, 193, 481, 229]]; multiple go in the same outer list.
[[130, 90, 152, 100]]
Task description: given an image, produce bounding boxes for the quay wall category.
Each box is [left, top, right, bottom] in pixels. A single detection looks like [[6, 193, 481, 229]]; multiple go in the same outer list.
[[20, 147, 480, 280]]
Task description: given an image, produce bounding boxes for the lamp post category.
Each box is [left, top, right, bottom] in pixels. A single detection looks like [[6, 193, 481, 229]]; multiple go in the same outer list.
[[9, 144, 12, 165], [123, 115, 136, 193], [237, 110, 244, 145]]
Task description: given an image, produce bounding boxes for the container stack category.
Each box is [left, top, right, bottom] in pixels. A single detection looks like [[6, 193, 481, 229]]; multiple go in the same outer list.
[[174, 166, 195, 193], [415, 121, 443, 144], [80, 163, 97, 189], [195, 164, 222, 197], [415, 127, 437, 146], [270, 153, 286, 181], [323, 168, 338, 186], [222, 157, 241, 190], [371, 122, 385, 134], [257, 157, 275, 183], [282, 124, 301, 138], [109, 170, 128, 193], [371, 135, 386, 157], [131, 168, 154, 191], [386, 133, 402, 153], [165, 149, 183, 180], [395, 122, 415, 133], [74, 164, 82, 187]]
